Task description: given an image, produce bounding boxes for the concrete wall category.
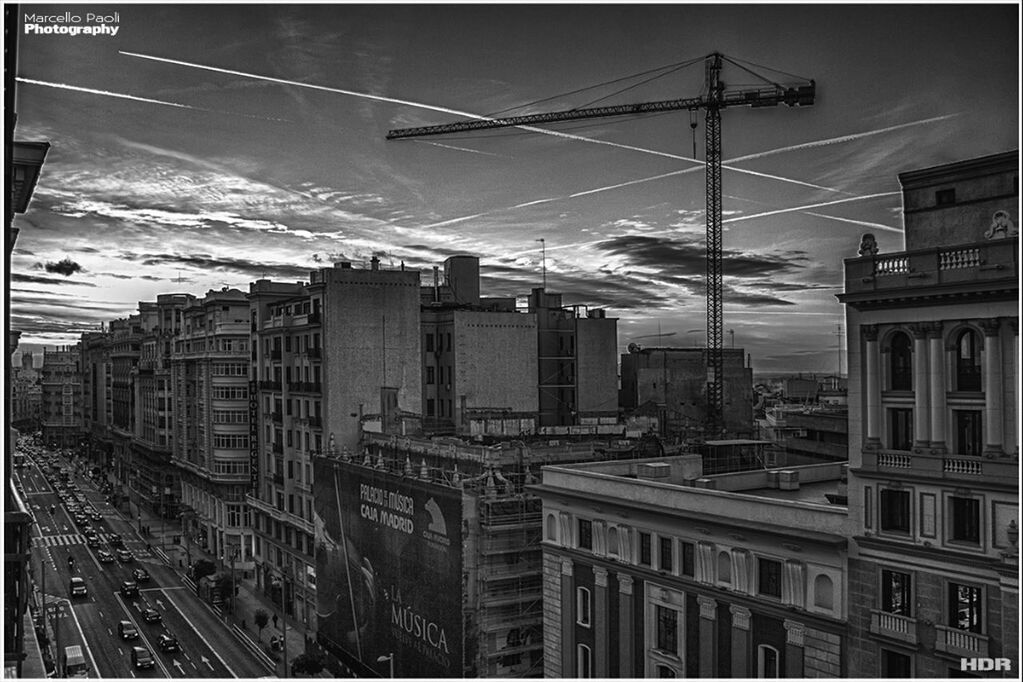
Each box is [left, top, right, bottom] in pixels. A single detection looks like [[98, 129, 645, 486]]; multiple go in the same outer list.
[[453, 310, 538, 417], [576, 316, 619, 415]]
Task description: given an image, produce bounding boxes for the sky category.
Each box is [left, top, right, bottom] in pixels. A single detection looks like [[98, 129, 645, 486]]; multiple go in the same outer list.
[[6, 2, 1019, 374]]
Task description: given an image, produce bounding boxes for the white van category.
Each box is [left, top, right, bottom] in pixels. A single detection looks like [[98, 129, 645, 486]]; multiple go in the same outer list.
[[62, 645, 88, 678]]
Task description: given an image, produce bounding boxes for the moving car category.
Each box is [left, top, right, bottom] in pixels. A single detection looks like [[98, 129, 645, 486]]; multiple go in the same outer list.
[[132, 567, 150, 583], [85, 535, 100, 548], [109, 534, 125, 548], [156, 634, 179, 653], [69, 577, 87, 598], [62, 645, 89, 678], [118, 620, 139, 640], [130, 646, 155, 669], [116, 549, 134, 563], [120, 580, 139, 598], [141, 607, 162, 623], [97, 550, 115, 563]]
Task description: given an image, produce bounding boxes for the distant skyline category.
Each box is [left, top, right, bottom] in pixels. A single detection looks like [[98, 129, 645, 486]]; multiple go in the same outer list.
[[7, 3, 1019, 373]]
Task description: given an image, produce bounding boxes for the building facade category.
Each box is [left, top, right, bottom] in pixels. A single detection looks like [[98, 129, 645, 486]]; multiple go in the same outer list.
[[838, 151, 1019, 677], [532, 456, 849, 678], [40, 345, 83, 448]]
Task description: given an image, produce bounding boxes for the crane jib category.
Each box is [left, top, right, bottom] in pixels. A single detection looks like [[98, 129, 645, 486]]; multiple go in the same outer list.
[[385, 83, 814, 139]]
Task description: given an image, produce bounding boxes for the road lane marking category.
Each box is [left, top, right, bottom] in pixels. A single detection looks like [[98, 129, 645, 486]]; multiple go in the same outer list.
[[160, 589, 236, 677], [114, 593, 172, 679], [61, 594, 101, 676]]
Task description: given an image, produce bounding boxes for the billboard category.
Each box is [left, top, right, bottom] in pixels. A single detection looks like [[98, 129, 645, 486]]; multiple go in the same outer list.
[[314, 458, 463, 678]]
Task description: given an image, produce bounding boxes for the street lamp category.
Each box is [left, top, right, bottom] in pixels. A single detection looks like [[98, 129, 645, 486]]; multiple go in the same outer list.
[[377, 653, 395, 678]]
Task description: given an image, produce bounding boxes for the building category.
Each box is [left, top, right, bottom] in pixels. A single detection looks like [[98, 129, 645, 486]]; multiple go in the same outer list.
[[620, 346, 755, 441], [39, 345, 83, 448], [247, 260, 421, 634], [171, 289, 253, 571], [421, 256, 539, 436], [529, 288, 618, 427], [759, 404, 848, 464], [80, 330, 113, 471], [313, 431, 663, 678], [9, 360, 41, 430], [837, 150, 1018, 677], [531, 455, 849, 677]]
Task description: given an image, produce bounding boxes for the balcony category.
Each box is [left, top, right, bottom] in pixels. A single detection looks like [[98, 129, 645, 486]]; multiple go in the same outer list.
[[934, 625, 989, 658], [869, 610, 919, 645], [841, 237, 1018, 304], [861, 449, 1017, 489]]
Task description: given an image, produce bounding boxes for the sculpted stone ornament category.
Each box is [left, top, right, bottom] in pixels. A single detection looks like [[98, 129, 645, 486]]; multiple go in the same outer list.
[[984, 210, 1017, 239], [857, 232, 879, 256]]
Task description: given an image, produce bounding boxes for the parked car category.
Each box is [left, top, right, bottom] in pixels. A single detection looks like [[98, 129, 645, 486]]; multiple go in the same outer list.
[[118, 620, 139, 640], [130, 646, 154, 669], [141, 607, 162, 624], [120, 580, 139, 599], [156, 633, 179, 653]]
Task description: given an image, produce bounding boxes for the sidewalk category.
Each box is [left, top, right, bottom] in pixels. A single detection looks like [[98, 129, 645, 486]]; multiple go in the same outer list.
[[119, 496, 318, 676]]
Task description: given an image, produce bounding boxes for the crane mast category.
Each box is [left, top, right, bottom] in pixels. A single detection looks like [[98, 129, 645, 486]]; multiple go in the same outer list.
[[387, 52, 814, 440]]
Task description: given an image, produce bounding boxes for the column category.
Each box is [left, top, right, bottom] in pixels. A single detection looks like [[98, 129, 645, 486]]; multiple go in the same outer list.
[[863, 325, 881, 447], [697, 595, 718, 678], [928, 324, 947, 452], [594, 567, 609, 677], [561, 558, 575, 677], [729, 605, 751, 678], [911, 324, 930, 448], [783, 619, 805, 678], [1012, 320, 1019, 456], [617, 574, 635, 677], [981, 319, 1004, 455]]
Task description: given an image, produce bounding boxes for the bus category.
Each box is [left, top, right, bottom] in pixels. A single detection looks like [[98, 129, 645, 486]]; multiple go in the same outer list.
[[62, 645, 89, 678]]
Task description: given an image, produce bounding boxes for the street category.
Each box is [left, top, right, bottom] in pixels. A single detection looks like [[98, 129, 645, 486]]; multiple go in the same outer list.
[[18, 448, 273, 679]]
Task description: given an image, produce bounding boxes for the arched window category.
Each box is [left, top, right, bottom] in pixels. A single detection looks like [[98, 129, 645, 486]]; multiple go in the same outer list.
[[758, 645, 780, 678], [955, 329, 982, 391], [545, 514, 558, 542], [813, 574, 834, 610], [889, 332, 913, 390], [717, 551, 732, 584]]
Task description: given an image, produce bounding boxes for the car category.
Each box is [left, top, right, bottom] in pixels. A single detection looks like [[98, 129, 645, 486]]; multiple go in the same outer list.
[[132, 567, 150, 583], [141, 607, 162, 623], [73, 514, 89, 526], [85, 535, 100, 548], [120, 580, 139, 598], [118, 620, 139, 640], [89, 511, 103, 521], [69, 576, 88, 598], [97, 550, 115, 563], [156, 634, 179, 653], [130, 646, 155, 669], [109, 534, 125, 548], [116, 549, 133, 563]]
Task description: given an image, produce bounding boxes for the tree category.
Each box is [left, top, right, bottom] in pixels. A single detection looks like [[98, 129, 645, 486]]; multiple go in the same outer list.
[[215, 574, 235, 608], [192, 559, 216, 582], [291, 653, 324, 677], [254, 609, 270, 642]]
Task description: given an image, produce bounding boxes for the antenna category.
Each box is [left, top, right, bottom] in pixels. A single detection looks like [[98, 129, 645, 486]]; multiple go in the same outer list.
[[834, 323, 843, 376], [536, 238, 546, 290]]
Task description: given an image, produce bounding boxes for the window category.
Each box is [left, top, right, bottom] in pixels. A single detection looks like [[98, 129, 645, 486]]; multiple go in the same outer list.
[[881, 649, 912, 678], [955, 330, 981, 391], [576, 587, 591, 626], [889, 332, 913, 390], [758, 558, 782, 598], [577, 644, 592, 678], [425, 334, 434, 352], [757, 645, 779, 678], [950, 496, 980, 543], [545, 514, 557, 541], [935, 188, 956, 206], [608, 527, 619, 556], [813, 574, 834, 609], [889, 409, 913, 451], [659, 537, 673, 572], [954, 411, 982, 457], [880, 489, 911, 533], [717, 551, 731, 584], [639, 532, 651, 566], [881, 569, 912, 616], [948, 583, 982, 632], [681, 541, 695, 577], [578, 519, 592, 550], [426, 399, 435, 417], [655, 605, 679, 654]]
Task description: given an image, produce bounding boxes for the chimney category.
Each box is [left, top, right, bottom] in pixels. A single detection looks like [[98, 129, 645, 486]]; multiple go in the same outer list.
[[370, 256, 380, 271], [433, 266, 440, 302]]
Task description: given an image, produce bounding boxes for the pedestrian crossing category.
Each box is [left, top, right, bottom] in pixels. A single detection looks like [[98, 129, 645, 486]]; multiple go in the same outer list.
[[36, 532, 120, 548]]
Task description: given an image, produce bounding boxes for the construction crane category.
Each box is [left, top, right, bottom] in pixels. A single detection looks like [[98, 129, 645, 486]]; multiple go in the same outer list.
[[387, 52, 815, 438]]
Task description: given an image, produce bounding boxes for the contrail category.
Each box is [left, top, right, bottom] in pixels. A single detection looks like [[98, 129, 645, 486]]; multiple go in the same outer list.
[[16, 77, 289, 122], [805, 211, 904, 234], [723, 192, 901, 224], [413, 140, 502, 157], [120, 51, 841, 194]]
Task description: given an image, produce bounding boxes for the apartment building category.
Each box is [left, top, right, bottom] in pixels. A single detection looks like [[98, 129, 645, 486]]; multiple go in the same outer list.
[[171, 288, 254, 570], [838, 150, 1018, 677], [40, 345, 83, 448], [247, 259, 421, 633], [532, 456, 849, 677]]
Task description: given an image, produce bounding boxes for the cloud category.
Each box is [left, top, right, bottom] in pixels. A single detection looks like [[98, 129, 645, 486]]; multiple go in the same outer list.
[[12, 273, 96, 287], [136, 252, 314, 281], [43, 257, 85, 276]]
